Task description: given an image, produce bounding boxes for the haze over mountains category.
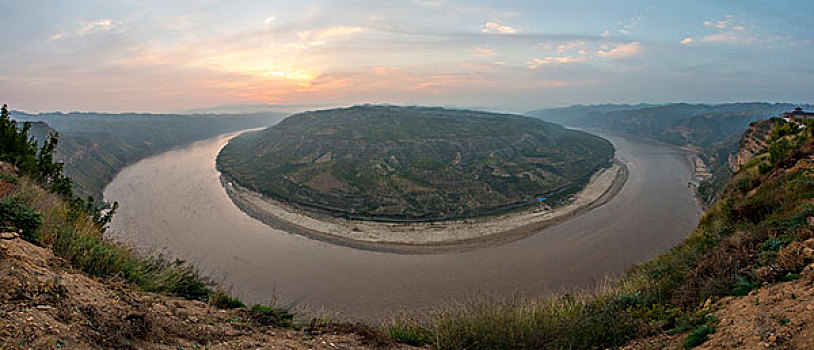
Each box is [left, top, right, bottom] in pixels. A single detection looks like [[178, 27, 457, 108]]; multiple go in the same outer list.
[[8, 101, 808, 207], [530, 102, 814, 203]]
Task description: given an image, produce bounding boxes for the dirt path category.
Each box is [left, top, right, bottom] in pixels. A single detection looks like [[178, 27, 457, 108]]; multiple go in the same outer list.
[[222, 160, 628, 254]]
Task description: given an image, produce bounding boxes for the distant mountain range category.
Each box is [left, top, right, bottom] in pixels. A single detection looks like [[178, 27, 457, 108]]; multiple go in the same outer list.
[[528, 103, 812, 147], [528, 102, 814, 203], [183, 104, 330, 115]]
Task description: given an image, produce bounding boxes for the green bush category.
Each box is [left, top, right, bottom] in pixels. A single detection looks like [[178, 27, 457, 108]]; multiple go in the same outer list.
[[385, 319, 434, 347], [210, 291, 246, 309], [780, 273, 801, 282], [729, 276, 757, 297], [249, 304, 295, 328], [682, 324, 715, 348], [758, 162, 773, 174], [52, 227, 210, 300], [0, 196, 42, 241]]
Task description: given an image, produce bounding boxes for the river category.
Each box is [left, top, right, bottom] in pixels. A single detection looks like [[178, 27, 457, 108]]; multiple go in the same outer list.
[[104, 129, 701, 320]]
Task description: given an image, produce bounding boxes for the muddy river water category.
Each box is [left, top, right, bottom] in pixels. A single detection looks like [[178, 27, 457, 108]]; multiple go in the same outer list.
[[104, 129, 701, 320]]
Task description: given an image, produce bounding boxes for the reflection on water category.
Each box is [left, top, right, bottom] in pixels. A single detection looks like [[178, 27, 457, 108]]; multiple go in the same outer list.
[[105, 130, 701, 320]]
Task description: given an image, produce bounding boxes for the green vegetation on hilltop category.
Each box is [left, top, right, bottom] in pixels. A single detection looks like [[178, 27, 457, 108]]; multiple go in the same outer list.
[[388, 118, 814, 349], [218, 105, 614, 221]]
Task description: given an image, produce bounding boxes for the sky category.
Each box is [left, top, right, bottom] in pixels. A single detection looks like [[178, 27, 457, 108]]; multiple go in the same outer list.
[[1, 0, 813, 113]]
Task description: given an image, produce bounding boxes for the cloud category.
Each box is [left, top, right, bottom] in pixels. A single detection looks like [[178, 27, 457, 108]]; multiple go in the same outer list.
[[685, 16, 757, 45], [470, 46, 497, 57], [49, 33, 66, 41], [704, 17, 732, 30], [528, 56, 588, 69], [596, 42, 642, 58], [298, 26, 366, 41], [413, 0, 444, 7], [600, 30, 610, 38], [78, 19, 116, 36], [289, 25, 367, 48], [557, 40, 586, 52], [616, 15, 642, 36], [264, 16, 276, 25], [481, 21, 517, 34]]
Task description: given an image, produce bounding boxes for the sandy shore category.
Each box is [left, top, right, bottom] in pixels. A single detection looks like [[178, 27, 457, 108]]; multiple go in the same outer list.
[[222, 160, 628, 254]]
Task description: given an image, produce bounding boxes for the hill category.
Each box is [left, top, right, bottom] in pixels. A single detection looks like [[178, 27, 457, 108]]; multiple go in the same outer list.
[[529, 103, 813, 204], [217, 105, 614, 221], [11, 111, 285, 200]]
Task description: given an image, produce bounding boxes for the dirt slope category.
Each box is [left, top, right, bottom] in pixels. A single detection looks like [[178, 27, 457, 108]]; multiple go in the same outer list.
[[623, 254, 814, 350], [698, 262, 814, 349], [0, 234, 416, 349]]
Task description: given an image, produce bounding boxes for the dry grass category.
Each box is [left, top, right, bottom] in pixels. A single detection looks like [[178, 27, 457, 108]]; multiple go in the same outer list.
[[2, 173, 211, 300]]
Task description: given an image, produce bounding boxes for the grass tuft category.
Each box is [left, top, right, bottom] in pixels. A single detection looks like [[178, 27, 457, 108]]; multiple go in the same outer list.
[[682, 324, 715, 349], [250, 304, 295, 328], [3, 173, 212, 300], [210, 291, 246, 309]]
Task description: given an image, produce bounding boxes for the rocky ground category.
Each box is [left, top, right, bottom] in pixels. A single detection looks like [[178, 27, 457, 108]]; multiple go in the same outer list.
[[623, 239, 814, 350], [0, 233, 419, 349]]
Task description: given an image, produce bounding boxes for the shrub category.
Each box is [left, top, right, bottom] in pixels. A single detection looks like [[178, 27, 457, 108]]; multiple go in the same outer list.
[[52, 227, 210, 300], [682, 324, 715, 348], [0, 196, 42, 241], [729, 276, 757, 297], [758, 162, 773, 175], [249, 304, 295, 328], [385, 317, 434, 347], [210, 291, 246, 309], [780, 273, 801, 282], [774, 241, 807, 273]]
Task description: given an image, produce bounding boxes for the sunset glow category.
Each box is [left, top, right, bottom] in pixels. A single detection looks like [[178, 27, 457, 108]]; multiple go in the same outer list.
[[1, 1, 812, 112]]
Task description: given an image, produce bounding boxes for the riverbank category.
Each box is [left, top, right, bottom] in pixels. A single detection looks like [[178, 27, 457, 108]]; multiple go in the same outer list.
[[106, 131, 699, 317], [221, 160, 628, 254]]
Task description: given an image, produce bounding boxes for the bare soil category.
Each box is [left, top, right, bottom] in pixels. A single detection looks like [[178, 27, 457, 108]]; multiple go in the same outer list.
[[623, 241, 814, 350], [0, 235, 419, 349]]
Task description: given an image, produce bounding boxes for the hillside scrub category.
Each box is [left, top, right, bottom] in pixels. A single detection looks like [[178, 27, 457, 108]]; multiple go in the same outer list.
[[0, 103, 293, 310], [0, 103, 211, 299], [387, 122, 814, 349]]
